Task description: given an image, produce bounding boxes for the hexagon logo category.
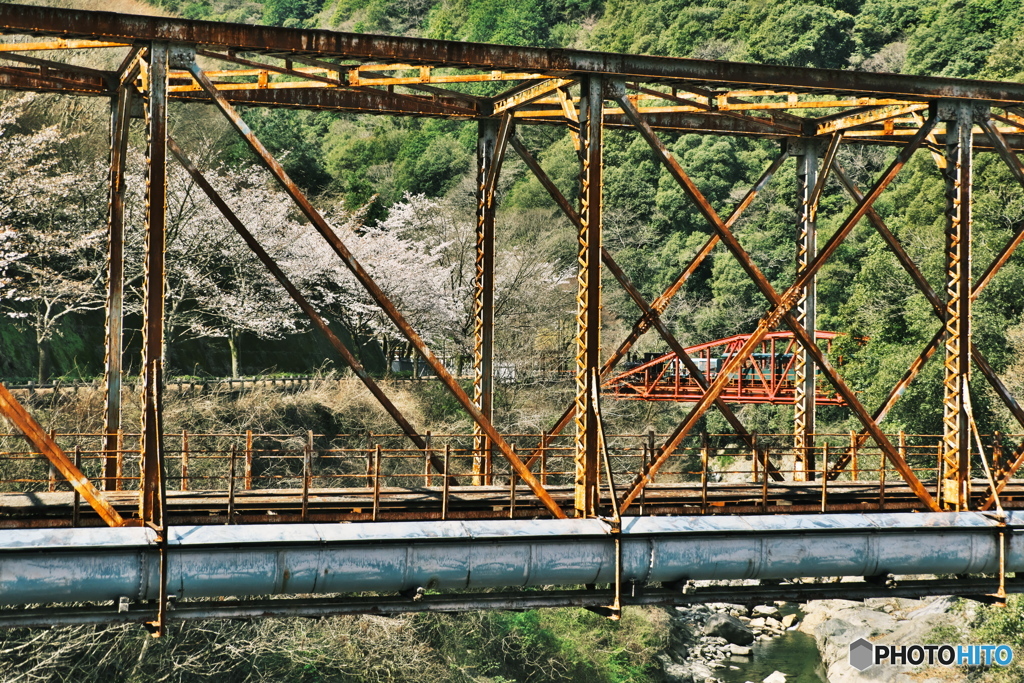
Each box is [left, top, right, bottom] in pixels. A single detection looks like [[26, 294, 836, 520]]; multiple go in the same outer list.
[[849, 637, 875, 671]]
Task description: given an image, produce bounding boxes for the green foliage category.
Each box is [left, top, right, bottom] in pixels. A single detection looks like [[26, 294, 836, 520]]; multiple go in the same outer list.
[[416, 606, 668, 683], [424, 0, 598, 46], [226, 108, 334, 194], [746, 3, 856, 68], [964, 595, 1024, 681], [261, 0, 325, 26]]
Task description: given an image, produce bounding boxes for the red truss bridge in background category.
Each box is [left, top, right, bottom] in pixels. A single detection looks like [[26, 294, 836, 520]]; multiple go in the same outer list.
[[604, 331, 846, 405]]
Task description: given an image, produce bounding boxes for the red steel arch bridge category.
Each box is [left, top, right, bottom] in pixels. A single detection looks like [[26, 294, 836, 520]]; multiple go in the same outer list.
[[2, 3, 1024, 632]]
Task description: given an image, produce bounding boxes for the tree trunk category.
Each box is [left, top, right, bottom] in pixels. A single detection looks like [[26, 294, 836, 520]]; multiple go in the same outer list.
[[228, 329, 240, 379], [36, 338, 49, 384]]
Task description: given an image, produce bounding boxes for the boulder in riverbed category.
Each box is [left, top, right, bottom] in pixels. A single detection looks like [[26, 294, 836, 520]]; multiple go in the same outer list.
[[704, 613, 755, 645], [753, 604, 781, 618]]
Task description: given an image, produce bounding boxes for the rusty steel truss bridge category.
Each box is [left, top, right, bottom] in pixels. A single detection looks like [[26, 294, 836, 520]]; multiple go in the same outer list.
[[3, 3, 1024, 633]]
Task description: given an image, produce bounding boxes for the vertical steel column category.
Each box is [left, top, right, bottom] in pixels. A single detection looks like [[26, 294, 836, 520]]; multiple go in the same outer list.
[[140, 43, 168, 527], [940, 100, 975, 510], [473, 120, 498, 485], [102, 86, 132, 491], [792, 139, 818, 481], [574, 77, 602, 517]]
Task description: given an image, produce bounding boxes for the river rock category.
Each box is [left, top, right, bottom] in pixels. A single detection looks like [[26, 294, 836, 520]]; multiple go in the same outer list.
[[781, 613, 797, 629], [748, 617, 766, 629], [763, 672, 786, 683], [688, 661, 716, 682], [800, 596, 958, 683], [730, 644, 753, 656], [704, 613, 755, 645], [765, 617, 783, 631], [753, 604, 781, 618]]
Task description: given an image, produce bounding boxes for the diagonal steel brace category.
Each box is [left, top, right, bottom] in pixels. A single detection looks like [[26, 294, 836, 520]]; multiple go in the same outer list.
[[0, 383, 125, 526], [612, 83, 939, 511], [188, 61, 566, 518]]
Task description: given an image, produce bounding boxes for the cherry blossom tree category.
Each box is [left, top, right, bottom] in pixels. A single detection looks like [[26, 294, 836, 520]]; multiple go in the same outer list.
[[121, 155, 302, 377], [0, 95, 107, 382], [287, 200, 462, 370], [377, 191, 572, 378]]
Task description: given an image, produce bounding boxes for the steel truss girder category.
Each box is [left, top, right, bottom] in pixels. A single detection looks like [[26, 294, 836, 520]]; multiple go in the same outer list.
[[792, 139, 818, 480], [186, 61, 566, 519], [6, 2, 1024, 105], [102, 84, 131, 491], [611, 82, 938, 512], [472, 117, 508, 481], [940, 102, 976, 510], [509, 133, 785, 482], [140, 42, 167, 530], [164, 138, 451, 479]]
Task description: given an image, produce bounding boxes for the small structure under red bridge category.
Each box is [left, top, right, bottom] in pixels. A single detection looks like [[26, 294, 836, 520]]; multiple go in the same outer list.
[[604, 331, 846, 405]]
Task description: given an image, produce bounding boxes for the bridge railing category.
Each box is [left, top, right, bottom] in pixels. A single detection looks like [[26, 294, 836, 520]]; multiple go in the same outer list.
[[0, 431, 1014, 496]]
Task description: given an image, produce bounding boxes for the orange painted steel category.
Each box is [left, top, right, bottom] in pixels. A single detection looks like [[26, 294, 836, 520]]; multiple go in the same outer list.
[[604, 331, 846, 405]]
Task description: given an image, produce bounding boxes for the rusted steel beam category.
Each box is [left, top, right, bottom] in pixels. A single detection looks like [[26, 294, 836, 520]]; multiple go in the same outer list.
[[0, 37, 128, 51], [975, 220, 1024, 297], [940, 101, 977, 510], [575, 75, 602, 517], [980, 119, 1024, 190], [6, 4, 1024, 104], [626, 83, 799, 132], [0, 51, 114, 85], [170, 82, 477, 117], [195, 49, 345, 87], [493, 78, 575, 115], [164, 138, 454, 482], [472, 118, 500, 481], [188, 62, 566, 519], [140, 42, 168, 529], [512, 137, 786, 465], [281, 53, 486, 105], [816, 104, 931, 136], [612, 84, 938, 512], [0, 64, 108, 94], [192, 49, 486, 115], [0, 384, 125, 526], [103, 84, 131, 491], [792, 139, 818, 480]]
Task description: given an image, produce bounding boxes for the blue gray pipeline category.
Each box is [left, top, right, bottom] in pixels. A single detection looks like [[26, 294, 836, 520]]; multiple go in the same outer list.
[[1, 512, 1020, 605]]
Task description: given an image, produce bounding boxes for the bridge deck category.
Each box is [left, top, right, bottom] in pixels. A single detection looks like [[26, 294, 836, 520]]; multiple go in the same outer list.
[[3, 479, 1021, 528]]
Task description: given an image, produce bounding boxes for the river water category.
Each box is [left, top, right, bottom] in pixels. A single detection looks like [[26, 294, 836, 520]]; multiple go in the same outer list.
[[716, 607, 827, 683]]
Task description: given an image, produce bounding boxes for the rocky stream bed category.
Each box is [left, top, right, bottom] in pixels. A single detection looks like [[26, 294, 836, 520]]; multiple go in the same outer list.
[[659, 586, 963, 683]]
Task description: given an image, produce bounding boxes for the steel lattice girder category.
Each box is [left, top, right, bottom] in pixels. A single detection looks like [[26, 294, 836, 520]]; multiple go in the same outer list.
[[2, 4, 1024, 517]]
